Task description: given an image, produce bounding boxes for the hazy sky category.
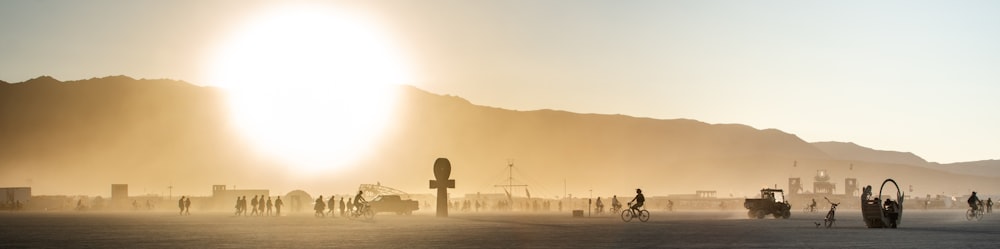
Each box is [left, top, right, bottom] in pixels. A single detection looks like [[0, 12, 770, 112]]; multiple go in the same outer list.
[[1, 0, 998, 164]]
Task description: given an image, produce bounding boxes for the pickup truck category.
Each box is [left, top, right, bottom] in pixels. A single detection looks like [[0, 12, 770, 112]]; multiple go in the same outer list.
[[369, 195, 419, 215]]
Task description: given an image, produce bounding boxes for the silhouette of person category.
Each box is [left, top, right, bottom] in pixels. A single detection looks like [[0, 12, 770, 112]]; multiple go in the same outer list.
[[315, 195, 326, 217], [251, 195, 259, 216], [353, 191, 366, 215], [327, 195, 336, 216], [275, 196, 284, 216], [235, 197, 243, 216], [339, 197, 346, 217], [184, 197, 191, 215], [968, 192, 980, 212], [629, 189, 645, 213], [266, 197, 273, 216], [810, 198, 817, 212], [240, 196, 248, 216], [257, 195, 267, 216], [178, 196, 185, 215], [988, 198, 994, 213], [595, 197, 604, 214], [347, 198, 353, 213]]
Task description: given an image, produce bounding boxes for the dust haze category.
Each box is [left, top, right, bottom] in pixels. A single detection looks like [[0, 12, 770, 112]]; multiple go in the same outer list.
[[2, 76, 1000, 248], [1, 76, 998, 201]]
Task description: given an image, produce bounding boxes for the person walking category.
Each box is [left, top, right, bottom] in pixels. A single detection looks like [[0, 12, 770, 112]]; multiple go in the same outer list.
[[266, 197, 273, 216], [184, 197, 191, 215], [275, 196, 284, 216], [250, 195, 259, 216], [257, 196, 265, 216], [241, 196, 248, 216], [327, 195, 337, 217], [235, 197, 243, 216], [339, 197, 346, 217], [314, 195, 326, 217], [178, 196, 185, 215]]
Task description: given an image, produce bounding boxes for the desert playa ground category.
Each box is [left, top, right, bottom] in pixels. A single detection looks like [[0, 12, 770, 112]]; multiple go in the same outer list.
[[0, 210, 997, 248]]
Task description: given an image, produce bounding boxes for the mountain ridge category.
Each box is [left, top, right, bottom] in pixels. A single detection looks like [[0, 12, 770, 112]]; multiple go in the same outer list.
[[1, 76, 997, 197]]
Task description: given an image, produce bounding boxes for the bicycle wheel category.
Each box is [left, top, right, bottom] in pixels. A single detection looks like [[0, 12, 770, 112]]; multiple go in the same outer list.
[[824, 212, 835, 228], [621, 210, 633, 222], [363, 208, 375, 220], [638, 210, 650, 222], [967, 209, 975, 221], [975, 210, 984, 221]]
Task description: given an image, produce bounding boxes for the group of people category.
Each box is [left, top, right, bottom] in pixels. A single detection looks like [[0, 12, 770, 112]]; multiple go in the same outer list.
[[591, 190, 646, 215], [593, 196, 622, 214], [235, 195, 283, 216], [177, 196, 191, 215], [313, 191, 368, 217], [967, 192, 994, 214], [450, 200, 483, 212]]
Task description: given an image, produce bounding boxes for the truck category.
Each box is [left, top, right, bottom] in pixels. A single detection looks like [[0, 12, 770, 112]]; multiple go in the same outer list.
[[744, 188, 791, 219], [369, 195, 419, 215]]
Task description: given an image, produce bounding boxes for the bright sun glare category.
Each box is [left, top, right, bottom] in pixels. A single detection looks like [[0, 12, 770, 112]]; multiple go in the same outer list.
[[208, 4, 409, 174]]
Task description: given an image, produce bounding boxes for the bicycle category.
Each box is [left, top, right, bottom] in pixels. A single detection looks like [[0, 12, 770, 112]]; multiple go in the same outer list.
[[802, 205, 817, 213], [621, 202, 650, 222], [610, 204, 622, 215], [823, 197, 839, 228], [349, 202, 375, 220], [966, 207, 984, 221]]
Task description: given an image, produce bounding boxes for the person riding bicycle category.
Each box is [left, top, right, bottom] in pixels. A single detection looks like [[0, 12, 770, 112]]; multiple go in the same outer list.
[[611, 195, 622, 211], [809, 198, 817, 212], [353, 190, 367, 215], [968, 191, 980, 212], [988, 198, 994, 213], [595, 197, 604, 214], [629, 189, 645, 214]]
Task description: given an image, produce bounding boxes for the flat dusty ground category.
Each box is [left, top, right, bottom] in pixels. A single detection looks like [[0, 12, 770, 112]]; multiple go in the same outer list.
[[0, 209, 997, 248]]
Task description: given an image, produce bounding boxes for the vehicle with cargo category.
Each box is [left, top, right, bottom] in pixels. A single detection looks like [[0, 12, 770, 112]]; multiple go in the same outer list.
[[744, 188, 791, 219]]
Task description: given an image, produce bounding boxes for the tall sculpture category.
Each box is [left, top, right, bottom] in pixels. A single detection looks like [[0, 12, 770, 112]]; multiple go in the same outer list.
[[429, 158, 455, 217]]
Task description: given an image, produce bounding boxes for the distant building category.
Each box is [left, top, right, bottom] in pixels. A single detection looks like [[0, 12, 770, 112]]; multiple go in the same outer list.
[[111, 184, 128, 209], [1, 187, 31, 209], [210, 185, 268, 211]]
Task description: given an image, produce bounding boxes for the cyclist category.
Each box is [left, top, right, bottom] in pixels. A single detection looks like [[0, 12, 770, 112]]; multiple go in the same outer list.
[[988, 198, 994, 213], [968, 191, 980, 213], [353, 190, 367, 215], [809, 198, 817, 212], [595, 197, 604, 214], [611, 195, 622, 212], [629, 189, 645, 215]]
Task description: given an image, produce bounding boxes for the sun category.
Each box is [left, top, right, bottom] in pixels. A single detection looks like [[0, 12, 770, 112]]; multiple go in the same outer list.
[[206, 4, 410, 174]]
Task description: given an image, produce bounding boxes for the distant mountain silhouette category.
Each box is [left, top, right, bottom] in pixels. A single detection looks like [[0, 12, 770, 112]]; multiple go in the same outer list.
[[1, 76, 997, 197], [0, 76, 269, 195], [811, 142, 929, 166], [811, 141, 1000, 178], [922, 160, 1000, 178]]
